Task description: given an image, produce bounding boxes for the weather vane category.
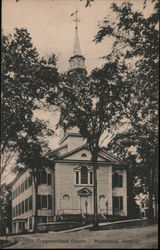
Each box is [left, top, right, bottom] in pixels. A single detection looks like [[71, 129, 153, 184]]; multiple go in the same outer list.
[[70, 5, 80, 29]]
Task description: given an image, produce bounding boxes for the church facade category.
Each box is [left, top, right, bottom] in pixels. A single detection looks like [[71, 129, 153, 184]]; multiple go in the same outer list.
[[11, 132, 127, 233], [11, 11, 128, 233]]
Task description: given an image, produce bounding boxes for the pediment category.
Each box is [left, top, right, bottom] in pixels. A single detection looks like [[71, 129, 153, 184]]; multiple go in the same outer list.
[[77, 188, 92, 196], [56, 144, 126, 166], [58, 145, 110, 162]]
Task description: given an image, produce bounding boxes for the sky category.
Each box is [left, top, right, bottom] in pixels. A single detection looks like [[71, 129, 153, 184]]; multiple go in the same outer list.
[[2, 0, 147, 73], [1, 0, 152, 184], [2, 0, 115, 73]]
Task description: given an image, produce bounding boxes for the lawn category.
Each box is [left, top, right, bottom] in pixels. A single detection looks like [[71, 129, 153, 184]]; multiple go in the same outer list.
[[1, 224, 158, 249]]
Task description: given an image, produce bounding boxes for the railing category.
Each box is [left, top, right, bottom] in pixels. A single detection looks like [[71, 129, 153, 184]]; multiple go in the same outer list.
[[100, 209, 107, 220], [57, 209, 86, 222]]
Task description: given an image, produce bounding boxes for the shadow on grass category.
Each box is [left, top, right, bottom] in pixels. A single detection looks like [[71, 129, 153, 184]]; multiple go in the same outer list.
[[89, 220, 158, 231]]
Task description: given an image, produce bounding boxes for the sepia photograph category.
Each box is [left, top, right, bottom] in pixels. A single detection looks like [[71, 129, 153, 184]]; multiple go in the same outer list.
[[1, 0, 159, 248]]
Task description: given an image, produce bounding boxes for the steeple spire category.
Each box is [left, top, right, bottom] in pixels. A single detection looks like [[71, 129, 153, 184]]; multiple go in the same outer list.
[[69, 6, 86, 72], [73, 8, 81, 56]]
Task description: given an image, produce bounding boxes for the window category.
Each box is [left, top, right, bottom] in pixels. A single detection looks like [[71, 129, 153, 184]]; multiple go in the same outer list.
[[19, 185, 21, 195], [41, 217, 47, 224], [28, 176, 32, 187], [18, 203, 21, 215], [81, 166, 88, 184], [112, 173, 123, 188], [38, 172, 51, 185], [29, 196, 32, 210], [25, 178, 28, 190], [90, 172, 93, 185], [76, 172, 79, 184], [48, 195, 52, 209], [113, 196, 123, 210], [29, 218, 32, 230], [12, 207, 15, 218], [81, 153, 87, 157], [38, 195, 52, 209], [48, 174, 51, 185], [15, 188, 17, 198], [63, 195, 70, 209], [41, 172, 47, 184], [18, 186, 20, 196], [41, 195, 47, 209], [16, 205, 18, 217], [21, 182, 24, 193], [22, 201, 24, 214]]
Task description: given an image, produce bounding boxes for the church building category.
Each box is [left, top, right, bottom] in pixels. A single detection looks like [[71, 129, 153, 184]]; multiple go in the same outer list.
[[11, 11, 128, 234]]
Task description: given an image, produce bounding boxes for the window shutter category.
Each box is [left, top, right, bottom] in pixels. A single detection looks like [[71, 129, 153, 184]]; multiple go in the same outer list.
[[22, 201, 24, 214], [112, 174, 116, 188], [120, 175, 123, 187], [120, 197, 123, 210], [29, 196, 32, 210], [48, 195, 52, 209], [76, 172, 79, 184], [38, 195, 41, 209], [48, 174, 51, 185], [90, 172, 93, 184]]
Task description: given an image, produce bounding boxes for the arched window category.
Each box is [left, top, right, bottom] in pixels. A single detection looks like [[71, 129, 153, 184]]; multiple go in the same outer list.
[[63, 194, 70, 209], [81, 153, 87, 157], [81, 166, 88, 184], [99, 195, 106, 211]]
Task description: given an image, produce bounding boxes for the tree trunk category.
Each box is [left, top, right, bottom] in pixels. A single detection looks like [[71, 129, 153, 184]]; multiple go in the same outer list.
[[92, 154, 98, 227], [148, 165, 154, 221], [33, 176, 38, 232]]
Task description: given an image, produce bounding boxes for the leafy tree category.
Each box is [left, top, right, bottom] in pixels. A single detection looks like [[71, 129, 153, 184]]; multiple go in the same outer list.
[[51, 60, 129, 226], [1, 28, 59, 183], [94, 1, 158, 221], [16, 135, 55, 232], [0, 184, 12, 235]]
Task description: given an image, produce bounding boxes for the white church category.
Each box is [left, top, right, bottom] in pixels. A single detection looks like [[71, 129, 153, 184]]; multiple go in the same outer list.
[[11, 12, 128, 233]]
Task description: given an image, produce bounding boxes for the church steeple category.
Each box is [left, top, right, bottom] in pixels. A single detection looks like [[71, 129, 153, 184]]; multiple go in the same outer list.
[[73, 26, 81, 56], [69, 8, 86, 71]]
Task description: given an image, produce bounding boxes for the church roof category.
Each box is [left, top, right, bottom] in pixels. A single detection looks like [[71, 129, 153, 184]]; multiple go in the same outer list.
[[54, 143, 127, 166]]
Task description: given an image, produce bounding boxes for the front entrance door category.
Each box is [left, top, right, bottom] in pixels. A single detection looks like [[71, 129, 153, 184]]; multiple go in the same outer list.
[[80, 196, 90, 214]]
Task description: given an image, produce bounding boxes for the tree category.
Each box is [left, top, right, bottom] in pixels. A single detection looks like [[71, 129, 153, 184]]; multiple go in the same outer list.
[[1, 28, 59, 183], [0, 184, 12, 235], [94, 1, 158, 221], [1, 28, 59, 231], [51, 60, 129, 226], [16, 135, 55, 232]]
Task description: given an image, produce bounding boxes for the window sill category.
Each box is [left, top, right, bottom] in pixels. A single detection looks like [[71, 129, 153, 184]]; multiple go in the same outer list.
[[75, 184, 94, 187]]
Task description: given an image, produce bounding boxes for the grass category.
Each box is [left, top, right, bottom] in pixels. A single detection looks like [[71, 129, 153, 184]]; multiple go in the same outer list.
[[2, 224, 158, 249]]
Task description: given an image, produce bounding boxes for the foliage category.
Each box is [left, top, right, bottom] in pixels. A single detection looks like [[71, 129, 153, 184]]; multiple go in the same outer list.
[[1, 28, 59, 181], [50, 59, 130, 225], [0, 184, 12, 235], [95, 1, 159, 219]]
